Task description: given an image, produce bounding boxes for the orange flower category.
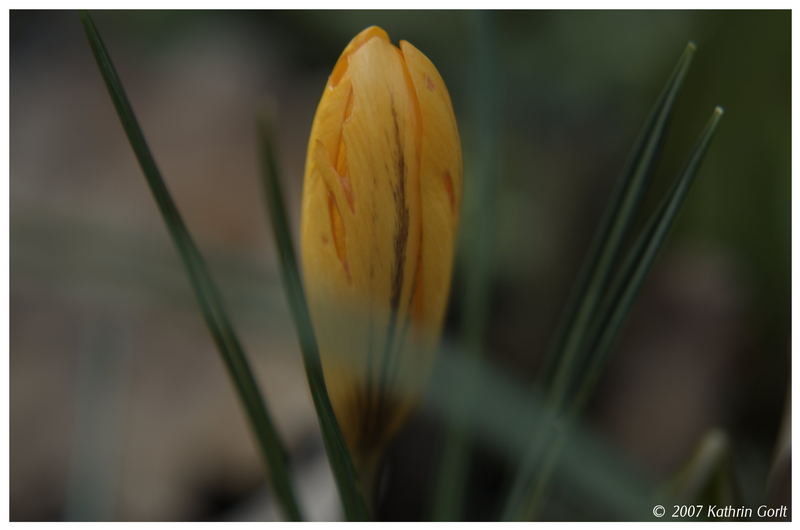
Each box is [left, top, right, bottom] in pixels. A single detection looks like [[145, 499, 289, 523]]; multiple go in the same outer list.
[[300, 26, 462, 472]]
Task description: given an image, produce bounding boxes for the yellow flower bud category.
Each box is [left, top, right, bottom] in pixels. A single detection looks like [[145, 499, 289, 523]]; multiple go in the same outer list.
[[300, 26, 462, 472]]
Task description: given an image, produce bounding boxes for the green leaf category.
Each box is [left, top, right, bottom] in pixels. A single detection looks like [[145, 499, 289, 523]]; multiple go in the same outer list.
[[502, 42, 698, 520], [765, 390, 790, 505], [257, 118, 370, 521], [79, 11, 303, 521], [571, 106, 724, 415], [539, 42, 697, 409], [664, 428, 741, 518], [426, 344, 655, 520], [514, 106, 724, 522], [433, 11, 500, 521]]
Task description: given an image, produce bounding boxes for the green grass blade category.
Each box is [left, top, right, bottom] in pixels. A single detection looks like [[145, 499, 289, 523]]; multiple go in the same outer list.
[[79, 11, 303, 521], [509, 107, 723, 522], [664, 428, 741, 515], [433, 11, 499, 521], [257, 119, 370, 521], [540, 42, 697, 410], [570, 107, 724, 415], [427, 346, 654, 520], [502, 42, 697, 522], [764, 390, 790, 504]]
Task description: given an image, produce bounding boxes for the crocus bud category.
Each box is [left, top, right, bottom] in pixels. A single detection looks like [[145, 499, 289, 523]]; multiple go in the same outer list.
[[300, 26, 462, 472]]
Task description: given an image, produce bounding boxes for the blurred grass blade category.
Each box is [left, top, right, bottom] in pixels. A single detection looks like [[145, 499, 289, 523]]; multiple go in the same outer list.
[[664, 428, 741, 515], [571, 107, 724, 414], [540, 42, 697, 410], [510, 107, 723, 521], [503, 42, 697, 521], [257, 119, 370, 521], [433, 11, 499, 521], [427, 345, 655, 520], [765, 390, 790, 504], [79, 11, 303, 521], [65, 318, 126, 521]]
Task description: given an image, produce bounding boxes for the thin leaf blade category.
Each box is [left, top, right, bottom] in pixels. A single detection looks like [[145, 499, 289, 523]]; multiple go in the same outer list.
[[504, 45, 706, 520], [433, 11, 500, 521], [257, 119, 370, 521], [540, 42, 697, 408], [79, 11, 304, 521], [512, 107, 724, 522], [571, 106, 724, 414]]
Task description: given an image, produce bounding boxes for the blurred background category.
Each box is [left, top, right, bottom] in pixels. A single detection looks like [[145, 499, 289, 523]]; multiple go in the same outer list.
[[10, 10, 790, 521]]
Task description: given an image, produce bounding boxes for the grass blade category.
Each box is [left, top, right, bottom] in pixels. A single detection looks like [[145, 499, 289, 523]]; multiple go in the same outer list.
[[79, 11, 303, 521], [503, 41, 697, 521], [764, 390, 790, 505], [257, 119, 370, 521], [539, 42, 697, 410], [513, 107, 724, 521], [427, 345, 655, 520], [570, 107, 724, 414], [665, 428, 741, 514], [433, 11, 499, 521]]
